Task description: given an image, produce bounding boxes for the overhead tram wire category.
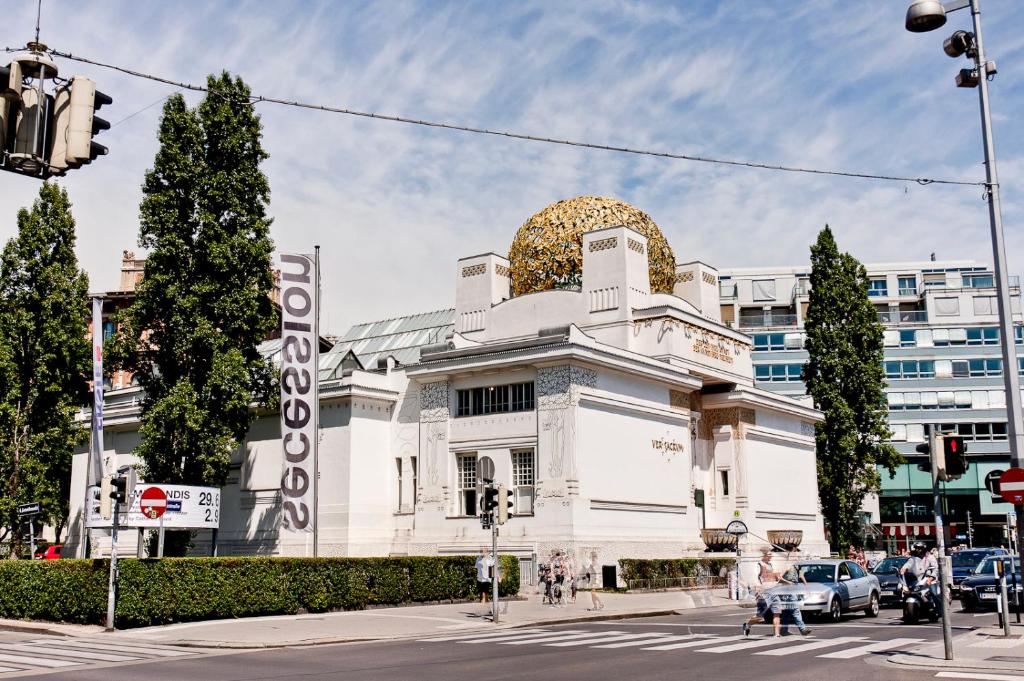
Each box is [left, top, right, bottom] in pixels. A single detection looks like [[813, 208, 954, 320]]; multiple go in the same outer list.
[[25, 46, 986, 190]]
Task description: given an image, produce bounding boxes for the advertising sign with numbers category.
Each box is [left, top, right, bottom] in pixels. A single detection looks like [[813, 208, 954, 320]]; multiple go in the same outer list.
[[122, 484, 221, 529]]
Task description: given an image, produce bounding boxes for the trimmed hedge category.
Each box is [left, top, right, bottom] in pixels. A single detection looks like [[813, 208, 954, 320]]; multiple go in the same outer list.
[[618, 558, 735, 585], [0, 555, 519, 628]]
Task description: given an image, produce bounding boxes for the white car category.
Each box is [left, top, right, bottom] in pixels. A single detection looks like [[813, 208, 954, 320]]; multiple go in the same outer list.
[[765, 559, 881, 622]]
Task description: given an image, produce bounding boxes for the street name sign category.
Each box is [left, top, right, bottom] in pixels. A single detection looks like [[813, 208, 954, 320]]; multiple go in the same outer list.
[[999, 468, 1024, 505], [17, 502, 40, 516]]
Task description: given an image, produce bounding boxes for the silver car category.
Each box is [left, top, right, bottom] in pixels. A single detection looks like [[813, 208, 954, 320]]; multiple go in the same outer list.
[[764, 559, 881, 622]]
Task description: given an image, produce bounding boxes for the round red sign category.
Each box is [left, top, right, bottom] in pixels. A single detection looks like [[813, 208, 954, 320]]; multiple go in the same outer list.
[[999, 467, 1024, 506], [140, 486, 167, 519]]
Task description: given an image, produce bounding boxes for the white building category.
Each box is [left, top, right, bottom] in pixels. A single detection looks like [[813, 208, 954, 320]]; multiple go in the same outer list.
[[719, 259, 1023, 550], [68, 197, 829, 576]]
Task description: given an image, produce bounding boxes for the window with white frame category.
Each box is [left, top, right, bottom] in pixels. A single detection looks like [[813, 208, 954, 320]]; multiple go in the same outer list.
[[395, 458, 403, 511], [868, 279, 888, 297], [456, 454, 478, 516], [411, 456, 418, 506], [898, 276, 917, 296], [512, 449, 535, 515]]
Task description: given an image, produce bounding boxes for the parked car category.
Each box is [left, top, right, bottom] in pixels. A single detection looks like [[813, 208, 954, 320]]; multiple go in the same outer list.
[[33, 544, 62, 560], [959, 555, 1022, 612], [766, 559, 881, 622], [951, 548, 1008, 593], [871, 555, 910, 606]]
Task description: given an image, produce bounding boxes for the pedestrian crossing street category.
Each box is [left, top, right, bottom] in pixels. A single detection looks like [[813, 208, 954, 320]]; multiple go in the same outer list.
[[0, 636, 202, 677], [418, 627, 925, 660]]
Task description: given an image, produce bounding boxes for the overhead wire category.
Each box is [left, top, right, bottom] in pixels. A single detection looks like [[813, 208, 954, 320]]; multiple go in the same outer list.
[[3, 45, 988, 189]]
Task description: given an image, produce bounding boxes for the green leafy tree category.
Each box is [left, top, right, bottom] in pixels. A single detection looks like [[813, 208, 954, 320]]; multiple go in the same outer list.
[[803, 226, 903, 551], [111, 73, 276, 554], [0, 183, 90, 556]]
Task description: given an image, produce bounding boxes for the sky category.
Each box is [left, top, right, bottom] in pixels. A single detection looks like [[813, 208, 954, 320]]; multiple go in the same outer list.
[[2, 0, 1022, 335]]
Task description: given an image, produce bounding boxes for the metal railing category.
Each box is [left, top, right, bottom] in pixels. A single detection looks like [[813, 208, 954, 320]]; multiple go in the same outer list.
[[738, 314, 798, 328], [878, 310, 928, 324]]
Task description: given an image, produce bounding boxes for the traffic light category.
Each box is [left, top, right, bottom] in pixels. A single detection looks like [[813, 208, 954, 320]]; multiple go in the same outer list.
[[482, 485, 499, 514], [915, 437, 948, 479], [110, 475, 127, 504], [48, 76, 111, 174], [943, 435, 968, 479], [497, 484, 515, 525], [100, 477, 112, 520]]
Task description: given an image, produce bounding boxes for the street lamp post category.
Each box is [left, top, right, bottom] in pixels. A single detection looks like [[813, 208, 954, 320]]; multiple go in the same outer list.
[[906, 0, 1024, 644]]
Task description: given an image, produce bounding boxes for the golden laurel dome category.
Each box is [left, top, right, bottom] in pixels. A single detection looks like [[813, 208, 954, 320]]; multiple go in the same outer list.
[[508, 196, 676, 296]]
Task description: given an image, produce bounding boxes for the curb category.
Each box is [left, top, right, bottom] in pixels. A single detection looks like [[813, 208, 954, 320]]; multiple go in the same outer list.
[[168, 604, 744, 649], [887, 655, 1024, 675]]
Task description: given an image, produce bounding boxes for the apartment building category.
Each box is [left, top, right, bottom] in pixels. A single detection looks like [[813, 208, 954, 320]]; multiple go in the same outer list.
[[719, 260, 1024, 550]]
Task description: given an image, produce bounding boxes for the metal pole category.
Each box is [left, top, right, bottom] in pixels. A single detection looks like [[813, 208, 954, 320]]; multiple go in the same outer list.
[[491, 523, 499, 623], [999, 561, 1011, 635], [929, 425, 954, 659], [29, 517, 36, 559], [964, 0, 1024, 591], [313, 245, 320, 558], [157, 514, 165, 558], [137, 528, 144, 558], [105, 501, 120, 630]]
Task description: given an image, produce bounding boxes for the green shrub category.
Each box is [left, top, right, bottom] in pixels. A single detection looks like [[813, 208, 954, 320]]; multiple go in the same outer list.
[[0, 554, 521, 628], [618, 558, 735, 587]]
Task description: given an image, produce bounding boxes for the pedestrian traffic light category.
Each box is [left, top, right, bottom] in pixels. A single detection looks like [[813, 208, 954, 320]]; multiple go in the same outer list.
[[943, 435, 968, 479], [110, 475, 127, 504], [497, 484, 515, 525], [48, 75, 111, 174], [483, 485, 499, 514], [99, 477, 112, 520]]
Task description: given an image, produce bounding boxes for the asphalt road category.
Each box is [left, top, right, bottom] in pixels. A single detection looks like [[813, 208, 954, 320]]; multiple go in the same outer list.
[[0, 606, 993, 681]]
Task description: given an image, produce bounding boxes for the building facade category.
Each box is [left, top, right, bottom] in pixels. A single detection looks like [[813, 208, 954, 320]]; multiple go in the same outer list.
[[68, 198, 829, 579], [719, 260, 1024, 550]]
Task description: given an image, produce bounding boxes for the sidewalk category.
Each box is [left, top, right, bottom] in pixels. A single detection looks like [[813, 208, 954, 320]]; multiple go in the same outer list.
[[0, 589, 733, 649], [889, 622, 1024, 674]]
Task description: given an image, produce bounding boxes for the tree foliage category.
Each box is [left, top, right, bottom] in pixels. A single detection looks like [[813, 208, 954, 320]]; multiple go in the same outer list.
[[0, 183, 90, 554], [111, 73, 276, 553], [803, 226, 903, 551]]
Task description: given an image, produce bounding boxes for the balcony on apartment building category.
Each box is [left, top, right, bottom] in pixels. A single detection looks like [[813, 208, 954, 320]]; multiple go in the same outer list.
[[738, 311, 799, 329]]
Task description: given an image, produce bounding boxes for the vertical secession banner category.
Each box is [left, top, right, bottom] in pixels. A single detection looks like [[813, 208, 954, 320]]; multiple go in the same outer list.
[[90, 297, 106, 485], [279, 254, 318, 534]]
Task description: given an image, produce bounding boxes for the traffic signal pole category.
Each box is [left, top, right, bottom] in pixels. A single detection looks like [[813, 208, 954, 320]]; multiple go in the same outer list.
[[927, 425, 954, 660], [491, 522, 499, 624], [105, 497, 120, 630]]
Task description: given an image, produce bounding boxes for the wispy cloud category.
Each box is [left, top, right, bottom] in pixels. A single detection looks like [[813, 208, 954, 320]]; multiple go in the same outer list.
[[1, 0, 1020, 333]]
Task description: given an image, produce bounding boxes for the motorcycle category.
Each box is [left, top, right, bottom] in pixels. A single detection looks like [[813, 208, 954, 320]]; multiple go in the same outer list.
[[900, 574, 940, 624]]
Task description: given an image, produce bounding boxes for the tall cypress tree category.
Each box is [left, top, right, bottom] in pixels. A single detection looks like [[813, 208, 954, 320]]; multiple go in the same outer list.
[[803, 226, 903, 551], [111, 73, 276, 553], [0, 183, 90, 555]]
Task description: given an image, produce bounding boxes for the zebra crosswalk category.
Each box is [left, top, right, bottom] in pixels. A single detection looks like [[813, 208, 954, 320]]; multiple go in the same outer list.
[[0, 636, 201, 677], [417, 628, 925, 660]]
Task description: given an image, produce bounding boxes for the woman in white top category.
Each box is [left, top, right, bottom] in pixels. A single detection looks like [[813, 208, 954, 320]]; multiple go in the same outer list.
[[587, 551, 604, 610]]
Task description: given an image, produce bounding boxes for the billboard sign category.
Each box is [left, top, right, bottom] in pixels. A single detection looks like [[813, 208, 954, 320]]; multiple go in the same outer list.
[[86, 484, 220, 529]]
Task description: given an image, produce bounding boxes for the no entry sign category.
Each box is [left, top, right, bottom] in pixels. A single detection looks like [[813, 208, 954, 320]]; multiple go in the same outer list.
[[140, 487, 167, 519], [999, 468, 1024, 505]]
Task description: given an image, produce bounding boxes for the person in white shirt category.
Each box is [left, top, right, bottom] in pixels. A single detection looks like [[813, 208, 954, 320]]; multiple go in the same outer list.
[[475, 548, 493, 604]]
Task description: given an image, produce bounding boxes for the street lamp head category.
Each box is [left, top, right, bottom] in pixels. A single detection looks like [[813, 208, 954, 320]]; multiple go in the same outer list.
[[905, 0, 947, 32]]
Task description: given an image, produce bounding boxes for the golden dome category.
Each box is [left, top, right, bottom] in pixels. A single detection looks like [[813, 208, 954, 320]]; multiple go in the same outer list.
[[508, 196, 676, 296]]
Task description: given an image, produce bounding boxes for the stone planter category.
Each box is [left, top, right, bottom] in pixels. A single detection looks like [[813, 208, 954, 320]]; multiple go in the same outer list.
[[767, 529, 803, 551], [701, 528, 738, 553]]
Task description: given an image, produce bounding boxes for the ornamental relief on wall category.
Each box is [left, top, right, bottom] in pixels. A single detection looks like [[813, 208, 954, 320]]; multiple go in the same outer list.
[[697, 407, 755, 440]]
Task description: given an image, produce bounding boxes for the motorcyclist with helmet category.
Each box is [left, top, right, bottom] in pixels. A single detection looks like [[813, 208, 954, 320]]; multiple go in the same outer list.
[[900, 541, 942, 615]]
